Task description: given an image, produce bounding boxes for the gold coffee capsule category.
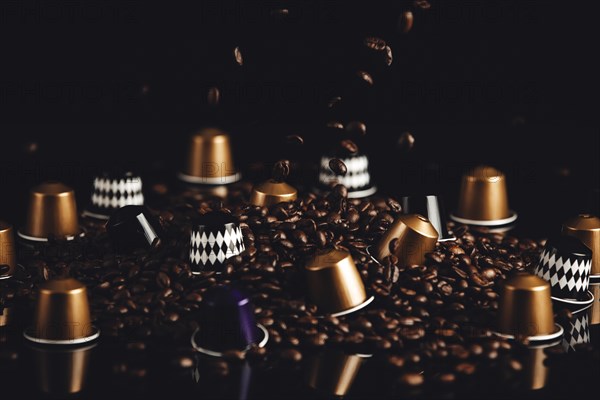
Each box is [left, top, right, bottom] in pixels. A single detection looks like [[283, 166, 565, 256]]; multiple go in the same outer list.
[[562, 214, 600, 277], [19, 181, 80, 242], [0, 307, 11, 327], [249, 179, 297, 207], [0, 221, 16, 279], [522, 345, 551, 391], [30, 343, 95, 396], [451, 165, 517, 226], [496, 273, 562, 341], [375, 214, 438, 266], [24, 278, 100, 344], [178, 127, 241, 185], [306, 248, 373, 316], [306, 351, 365, 396]]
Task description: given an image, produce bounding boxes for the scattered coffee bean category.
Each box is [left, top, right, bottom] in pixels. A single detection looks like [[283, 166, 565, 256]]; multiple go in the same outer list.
[[329, 158, 348, 176]]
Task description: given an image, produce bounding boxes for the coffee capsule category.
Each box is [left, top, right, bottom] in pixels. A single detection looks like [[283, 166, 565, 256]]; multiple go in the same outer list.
[[29, 342, 95, 396], [191, 286, 268, 357], [450, 166, 517, 227], [534, 236, 592, 302], [318, 153, 376, 198], [189, 211, 245, 274], [18, 181, 80, 242], [589, 283, 600, 325], [562, 214, 600, 281], [0, 221, 16, 279], [106, 205, 164, 252], [495, 273, 563, 342], [82, 171, 144, 220], [24, 277, 100, 345], [400, 195, 455, 241], [305, 248, 374, 316], [178, 127, 241, 185], [0, 306, 11, 327], [306, 350, 366, 397], [374, 214, 438, 266], [560, 306, 591, 353], [249, 179, 297, 207]]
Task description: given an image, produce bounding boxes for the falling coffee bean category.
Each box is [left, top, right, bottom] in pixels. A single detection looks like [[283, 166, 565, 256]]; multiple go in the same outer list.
[[357, 70, 374, 86], [413, 0, 431, 10], [399, 11, 414, 33], [327, 96, 342, 108], [363, 36, 386, 51], [327, 121, 344, 130], [207, 87, 220, 106], [272, 160, 291, 182], [384, 45, 393, 66], [397, 131, 415, 152], [234, 46, 243, 66], [329, 158, 347, 176], [346, 121, 367, 136], [286, 134, 304, 146], [340, 139, 359, 155]]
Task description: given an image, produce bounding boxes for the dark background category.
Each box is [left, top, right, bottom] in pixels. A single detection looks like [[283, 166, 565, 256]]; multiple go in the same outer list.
[[1, 0, 598, 236]]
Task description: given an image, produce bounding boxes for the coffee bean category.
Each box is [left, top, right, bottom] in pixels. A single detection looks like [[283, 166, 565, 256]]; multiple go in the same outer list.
[[399, 372, 424, 386], [389, 238, 400, 254], [340, 139, 359, 155], [329, 158, 347, 176], [455, 362, 476, 375], [413, 0, 431, 10], [272, 159, 291, 181], [156, 272, 170, 289], [399, 11, 414, 33], [286, 134, 304, 146], [327, 96, 342, 108], [397, 131, 415, 152], [384, 46, 393, 66], [233, 46, 243, 66], [280, 349, 302, 362], [326, 121, 344, 130], [346, 120, 367, 136], [207, 86, 220, 106], [364, 36, 386, 51], [357, 70, 374, 86]]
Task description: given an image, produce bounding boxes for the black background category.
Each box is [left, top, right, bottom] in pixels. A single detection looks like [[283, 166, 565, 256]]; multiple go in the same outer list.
[[0, 0, 598, 235]]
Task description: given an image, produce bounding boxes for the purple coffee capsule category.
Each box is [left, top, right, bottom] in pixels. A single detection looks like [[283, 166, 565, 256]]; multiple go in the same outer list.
[[106, 205, 164, 252], [191, 286, 268, 357], [400, 194, 455, 242], [189, 211, 245, 274]]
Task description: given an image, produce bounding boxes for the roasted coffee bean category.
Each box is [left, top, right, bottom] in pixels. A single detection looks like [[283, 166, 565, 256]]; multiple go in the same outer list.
[[399, 11, 414, 33], [326, 121, 344, 130], [346, 121, 367, 136], [233, 46, 243, 66], [357, 70, 374, 86], [364, 36, 386, 51], [413, 0, 431, 10], [329, 158, 347, 176], [207, 87, 220, 106], [397, 131, 415, 152], [455, 362, 476, 375], [327, 96, 342, 108], [286, 134, 304, 146], [340, 139, 359, 155], [388, 238, 400, 255], [272, 160, 291, 181], [156, 272, 170, 289], [384, 46, 393, 66], [399, 372, 424, 386], [280, 349, 302, 362]]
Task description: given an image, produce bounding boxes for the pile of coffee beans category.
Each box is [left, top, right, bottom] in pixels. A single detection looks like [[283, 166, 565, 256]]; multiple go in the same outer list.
[[0, 182, 575, 386]]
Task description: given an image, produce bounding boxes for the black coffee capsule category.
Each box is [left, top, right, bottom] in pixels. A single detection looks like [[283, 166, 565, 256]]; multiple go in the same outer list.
[[83, 171, 144, 220], [106, 206, 164, 252], [189, 211, 245, 274]]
